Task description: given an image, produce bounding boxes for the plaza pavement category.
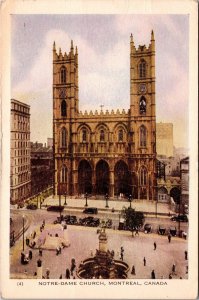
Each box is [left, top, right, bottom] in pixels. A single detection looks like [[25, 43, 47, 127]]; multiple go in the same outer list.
[[42, 196, 175, 216], [10, 222, 188, 280]]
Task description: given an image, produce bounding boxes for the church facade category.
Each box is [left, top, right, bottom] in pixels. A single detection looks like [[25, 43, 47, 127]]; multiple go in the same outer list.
[[53, 31, 157, 200]]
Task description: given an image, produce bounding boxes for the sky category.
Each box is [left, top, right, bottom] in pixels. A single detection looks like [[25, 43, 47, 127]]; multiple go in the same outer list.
[[11, 14, 189, 148]]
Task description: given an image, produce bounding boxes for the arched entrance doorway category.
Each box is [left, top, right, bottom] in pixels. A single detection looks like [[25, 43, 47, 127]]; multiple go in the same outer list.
[[170, 187, 181, 204], [78, 160, 92, 194], [96, 160, 109, 195], [114, 160, 131, 196]]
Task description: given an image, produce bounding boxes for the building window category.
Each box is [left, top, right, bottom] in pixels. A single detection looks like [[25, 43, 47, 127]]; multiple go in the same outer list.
[[118, 129, 123, 142], [61, 166, 67, 183], [139, 96, 146, 114], [140, 167, 147, 185], [100, 129, 105, 142], [139, 59, 146, 78], [82, 129, 87, 142], [61, 100, 67, 117], [61, 127, 67, 147], [140, 125, 147, 147], [60, 66, 66, 84]]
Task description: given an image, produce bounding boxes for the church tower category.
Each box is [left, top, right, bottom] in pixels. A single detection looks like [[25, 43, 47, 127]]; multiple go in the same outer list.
[[53, 41, 79, 196], [129, 31, 157, 200]]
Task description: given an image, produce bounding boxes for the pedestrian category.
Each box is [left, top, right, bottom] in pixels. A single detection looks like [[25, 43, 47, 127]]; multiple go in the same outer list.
[[26, 237, 30, 246], [42, 220, 45, 226], [143, 257, 146, 266], [59, 246, 62, 254], [56, 247, 59, 256], [46, 268, 50, 279], [186, 266, 188, 274], [70, 258, 76, 276], [185, 250, 188, 260], [29, 250, 33, 260], [39, 248, 42, 256], [131, 265, 135, 275], [172, 264, 176, 274], [65, 268, 70, 279], [120, 246, 124, 260], [59, 274, 62, 279], [169, 273, 172, 279], [168, 234, 171, 243], [154, 242, 157, 250], [151, 270, 156, 279], [135, 228, 139, 236]]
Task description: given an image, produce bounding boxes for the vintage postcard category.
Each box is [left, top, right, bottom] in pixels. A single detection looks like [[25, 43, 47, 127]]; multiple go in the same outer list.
[[0, 0, 198, 299]]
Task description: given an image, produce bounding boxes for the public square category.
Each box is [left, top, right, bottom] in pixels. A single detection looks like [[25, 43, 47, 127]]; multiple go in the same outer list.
[[10, 198, 188, 280]]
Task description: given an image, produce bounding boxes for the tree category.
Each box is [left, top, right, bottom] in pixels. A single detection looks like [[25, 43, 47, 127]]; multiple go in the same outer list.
[[123, 207, 145, 231]]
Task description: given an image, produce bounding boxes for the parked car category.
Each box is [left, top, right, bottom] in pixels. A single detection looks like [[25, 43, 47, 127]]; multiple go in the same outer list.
[[83, 207, 98, 214], [171, 214, 188, 222], [79, 216, 94, 226], [144, 224, 152, 233], [68, 216, 78, 225], [169, 226, 177, 236], [158, 225, 166, 235], [26, 204, 37, 210], [105, 219, 112, 228], [89, 218, 100, 227], [47, 205, 64, 212]]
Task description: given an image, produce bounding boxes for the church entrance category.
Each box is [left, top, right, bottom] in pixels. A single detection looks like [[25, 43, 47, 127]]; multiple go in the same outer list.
[[78, 160, 92, 194], [170, 187, 181, 204], [114, 160, 131, 197], [96, 160, 109, 195]]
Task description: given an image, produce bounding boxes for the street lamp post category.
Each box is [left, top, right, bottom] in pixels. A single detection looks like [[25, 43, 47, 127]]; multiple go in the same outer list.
[[22, 215, 25, 251], [105, 193, 109, 208], [64, 190, 67, 206], [85, 192, 88, 207], [128, 194, 132, 208]]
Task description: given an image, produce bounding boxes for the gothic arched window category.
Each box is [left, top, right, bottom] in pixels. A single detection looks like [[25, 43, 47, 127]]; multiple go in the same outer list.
[[139, 167, 147, 185], [118, 129, 123, 142], [100, 129, 105, 142], [61, 100, 67, 117], [139, 59, 146, 78], [82, 129, 87, 142], [61, 165, 67, 183], [140, 125, 147, 147], [139, 96, 146, 114], [61, 127, 67, 147], [60, 66, 66, 84]]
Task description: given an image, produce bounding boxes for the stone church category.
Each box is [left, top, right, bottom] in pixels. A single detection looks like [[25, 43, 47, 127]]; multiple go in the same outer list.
[[53, 31, 157, 200]]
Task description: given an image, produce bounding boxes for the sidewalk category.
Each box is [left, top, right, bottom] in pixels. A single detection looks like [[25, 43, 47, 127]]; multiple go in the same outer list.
[[42, 196, 174, 216]]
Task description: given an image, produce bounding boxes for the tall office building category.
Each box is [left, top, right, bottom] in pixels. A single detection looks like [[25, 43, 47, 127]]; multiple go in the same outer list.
[[10, 99, 31, 204]]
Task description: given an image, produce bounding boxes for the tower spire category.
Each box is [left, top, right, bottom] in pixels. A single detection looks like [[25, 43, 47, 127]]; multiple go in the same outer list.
[[130, 33, 136, 53], [53, 41, 56, 51], [151, 30, 155, 41]]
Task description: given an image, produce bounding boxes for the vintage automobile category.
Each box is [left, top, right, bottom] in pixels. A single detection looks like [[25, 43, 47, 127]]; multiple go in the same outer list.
[[47, 205, 64, 212], [144, 223, 152, 233], [79, 216, 94, 226], [83, 207, 98, 214], [158, 225, 166, 235], [26, 204, 37, 210], [171, 214, 188, 222], [169, 226, 177, 236]]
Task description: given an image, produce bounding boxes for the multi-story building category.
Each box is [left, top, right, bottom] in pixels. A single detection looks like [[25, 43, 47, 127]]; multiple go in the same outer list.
[[156, 122, 173, 157], [53, 32, 157, 200], [180, 156, 189, 210], [47, 138, 53, 148], [31, 142, 53, 195], [10, 99, 31, 204]]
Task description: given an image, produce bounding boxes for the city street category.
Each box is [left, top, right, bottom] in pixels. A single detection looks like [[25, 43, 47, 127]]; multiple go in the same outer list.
[[10, 207, 188, 279]]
